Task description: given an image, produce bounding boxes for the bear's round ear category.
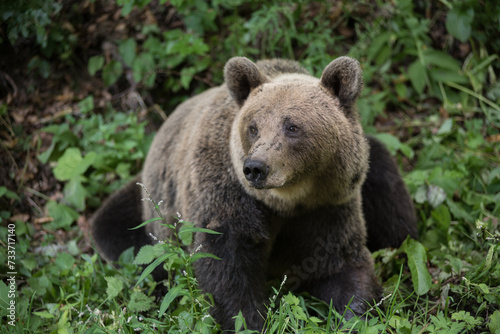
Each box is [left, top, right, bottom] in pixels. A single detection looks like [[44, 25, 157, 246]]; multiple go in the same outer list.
[[320, 57, 363, 108], [224, 57, 269, 106]]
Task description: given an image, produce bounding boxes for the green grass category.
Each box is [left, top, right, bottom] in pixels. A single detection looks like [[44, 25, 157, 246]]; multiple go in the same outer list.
[[0, 0, 499, 333]]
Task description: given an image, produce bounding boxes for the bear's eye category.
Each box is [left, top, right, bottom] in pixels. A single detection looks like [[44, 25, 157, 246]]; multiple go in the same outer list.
[[249, 126, 258, 135], [285, 125, 299, 135]]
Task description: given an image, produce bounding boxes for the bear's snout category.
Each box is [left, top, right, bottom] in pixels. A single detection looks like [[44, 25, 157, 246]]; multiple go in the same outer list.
[[243, 159, 269, 188]]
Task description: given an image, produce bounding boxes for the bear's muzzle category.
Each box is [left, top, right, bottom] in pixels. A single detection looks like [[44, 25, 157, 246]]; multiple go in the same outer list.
[[243, 158, 269, 189]]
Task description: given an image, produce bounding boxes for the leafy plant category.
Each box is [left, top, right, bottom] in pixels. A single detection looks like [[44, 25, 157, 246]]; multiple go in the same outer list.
[[127, 183, 221, 332], [0, 0, 62, 46], [38, 97, 153, 230], [1, 0, 79, 77]]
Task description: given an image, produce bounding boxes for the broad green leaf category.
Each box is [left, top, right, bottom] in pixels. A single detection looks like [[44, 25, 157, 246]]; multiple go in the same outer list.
[[0, 186, 20, 201], [429, 68, 468, 84], [437, 119, 453, 135], [180, 67, 196, 89], [451, 311, 483, 327], [118, 38, 136, 67], [423, 50, 461, 71], [118, 247, 135, 264], [428, 167, 463, 196], [134, 245, 156, 265], [446, 7, 474, 43], [120, 0, 134, 16], [402, 238, 432, 295], [179, 223, 194, 246], [88, 55, 104, 76], [366, 31, 391, 65], [46, 201, 79, 229], [485, 244, 496, 271], [102, 60, 123, 86], [105, 276, 124, 299], [33, 311, 55, 319], [476, 283, 490, 294], [77, 96, 94, 114], [53, 148, 96, 181], [115, 162, 131, 179], [64, 176, 87, 211], [395, 82, 408, 100], [27, 275, 51, 296], [38, 140, 56, 164], [158, 284, 185, 317], [399, 143, 414, 159], [132, 53, 155, 84], [408, 61, 426, 94], [431, 205, 451, 235], [374, 133, 401, 156], [414, 185, 427, 204], [388, 315, 411, 329], [284, 293, 300, 306], [234, 311, 245, 333], [55, 253, 75, 271], [128, 291, 154, 313], [489, 311, 500, 333], [447, 199, 474, 223], [53, 148, 83, 181], [78, 151, 97, 175]]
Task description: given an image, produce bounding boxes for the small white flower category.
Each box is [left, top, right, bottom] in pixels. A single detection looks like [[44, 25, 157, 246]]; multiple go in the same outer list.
[[191, 244, 203, 256], [281, 275, 287, 287], [476, 220, 485, 230], [375, 293, 392, 307]]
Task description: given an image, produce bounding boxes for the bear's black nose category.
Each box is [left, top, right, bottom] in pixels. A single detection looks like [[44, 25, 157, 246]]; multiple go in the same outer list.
[[243, 159, 269, 183]]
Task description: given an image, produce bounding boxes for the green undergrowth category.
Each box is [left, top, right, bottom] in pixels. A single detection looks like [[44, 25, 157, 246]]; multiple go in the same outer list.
[[1, 0, 499, 333]]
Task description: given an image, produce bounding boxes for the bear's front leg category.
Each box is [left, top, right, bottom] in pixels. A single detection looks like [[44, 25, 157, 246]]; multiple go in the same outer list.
[[193, 229, 269, 331], [304, 247, 381, 319]]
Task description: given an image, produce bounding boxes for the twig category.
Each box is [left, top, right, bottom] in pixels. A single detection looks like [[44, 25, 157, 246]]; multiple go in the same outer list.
[[0, 71, 18, 97]]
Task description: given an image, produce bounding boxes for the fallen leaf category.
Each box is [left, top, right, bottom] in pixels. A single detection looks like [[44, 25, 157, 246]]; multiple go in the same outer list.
[[10, 214, 30, 222], [486, 134, 500, 143]]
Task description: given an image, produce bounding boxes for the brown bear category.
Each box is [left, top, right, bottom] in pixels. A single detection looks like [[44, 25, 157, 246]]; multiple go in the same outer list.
[[92, 57, 417, 330]]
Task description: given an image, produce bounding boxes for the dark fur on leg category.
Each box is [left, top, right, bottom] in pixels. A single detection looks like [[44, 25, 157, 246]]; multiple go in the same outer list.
[[91, 177, 150, 261], [363, 136, 418, 251]]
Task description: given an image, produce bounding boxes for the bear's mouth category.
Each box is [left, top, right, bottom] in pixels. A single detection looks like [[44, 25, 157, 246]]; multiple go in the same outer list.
[[247, 177, 293, 190], [247, 180, 273, 190]]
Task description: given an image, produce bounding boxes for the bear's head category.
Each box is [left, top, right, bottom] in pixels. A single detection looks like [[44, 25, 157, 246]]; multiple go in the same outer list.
[[225, 57, 369, 214]]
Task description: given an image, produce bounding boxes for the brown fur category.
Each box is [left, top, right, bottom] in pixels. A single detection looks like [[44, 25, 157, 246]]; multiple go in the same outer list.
[[92, 57, 417, 330]]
